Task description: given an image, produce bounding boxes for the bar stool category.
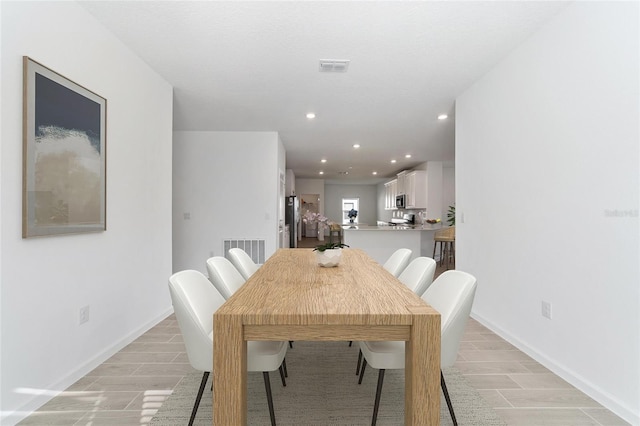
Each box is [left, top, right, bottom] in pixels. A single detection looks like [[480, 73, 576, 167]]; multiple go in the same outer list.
[[433, 226, 455, 269], [329, 223, 342, 244]]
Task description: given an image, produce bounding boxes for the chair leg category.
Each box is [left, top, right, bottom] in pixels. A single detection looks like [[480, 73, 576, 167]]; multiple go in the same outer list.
[[289, 341, 293, 348], [371, 369, 386, 426], [349, 340, 353, 346], [189, 371, 209, 426], [358, 358, 368, 384], [441, 370, 458, 426], [278, 364, 287, 387], [451, 242, 455, 267], [263, 372, 277, 426], [356, 349, 363, 375], [282, 358, 288, 378], [444, 242, 449, 269]]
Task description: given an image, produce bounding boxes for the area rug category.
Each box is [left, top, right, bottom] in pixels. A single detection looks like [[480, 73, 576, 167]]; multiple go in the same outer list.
[[151, 341, 506, 425]]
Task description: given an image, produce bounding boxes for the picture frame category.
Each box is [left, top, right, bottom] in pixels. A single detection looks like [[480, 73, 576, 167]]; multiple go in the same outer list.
[[22, 57, 107, 238]]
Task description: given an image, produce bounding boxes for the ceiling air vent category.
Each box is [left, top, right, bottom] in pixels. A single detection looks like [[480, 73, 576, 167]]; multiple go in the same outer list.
[[319, 60, 350, 73]]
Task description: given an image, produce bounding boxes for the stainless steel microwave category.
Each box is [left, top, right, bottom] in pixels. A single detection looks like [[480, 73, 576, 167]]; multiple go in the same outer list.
[[395, 194, 406, 209]]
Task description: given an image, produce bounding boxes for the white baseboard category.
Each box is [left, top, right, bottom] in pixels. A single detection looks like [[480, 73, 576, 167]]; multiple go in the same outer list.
[[471, 312, 639, 426], [2, 307, 174, 426]]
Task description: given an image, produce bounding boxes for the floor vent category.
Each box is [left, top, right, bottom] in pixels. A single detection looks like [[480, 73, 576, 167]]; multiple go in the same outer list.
[[223, 239, 266, 264]]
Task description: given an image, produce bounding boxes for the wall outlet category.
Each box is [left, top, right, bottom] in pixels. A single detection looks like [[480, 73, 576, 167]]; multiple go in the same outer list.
[[183, 212, 191, 220], [541, 301, 552, 319], [79, 305, 90, 325]]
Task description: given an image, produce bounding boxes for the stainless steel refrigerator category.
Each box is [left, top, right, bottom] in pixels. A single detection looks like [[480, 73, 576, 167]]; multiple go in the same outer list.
[[284, 195, 299, 248]]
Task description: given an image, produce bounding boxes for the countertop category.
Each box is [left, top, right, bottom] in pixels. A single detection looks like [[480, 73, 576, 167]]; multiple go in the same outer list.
[[342, 223, 443, 231]]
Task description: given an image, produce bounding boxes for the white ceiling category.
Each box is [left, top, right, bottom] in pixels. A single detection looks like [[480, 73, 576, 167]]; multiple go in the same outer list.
[[80, 1, 569, 182]]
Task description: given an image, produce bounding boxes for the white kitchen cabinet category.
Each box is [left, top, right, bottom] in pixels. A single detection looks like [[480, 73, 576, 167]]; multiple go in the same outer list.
[[405, 170, 426, 209], [396, 171, 408, 195], [384, 179, 398, 210]]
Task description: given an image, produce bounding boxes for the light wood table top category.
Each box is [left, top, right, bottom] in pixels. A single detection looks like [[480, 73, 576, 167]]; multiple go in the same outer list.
[[213, 248, 441, 425]]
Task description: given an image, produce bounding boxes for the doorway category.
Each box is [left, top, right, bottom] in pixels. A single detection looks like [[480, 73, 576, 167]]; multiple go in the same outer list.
[[301, 194, 319, 237]]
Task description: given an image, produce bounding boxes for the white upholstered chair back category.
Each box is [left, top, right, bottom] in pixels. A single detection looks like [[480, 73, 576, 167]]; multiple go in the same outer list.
[[227, 248, 260, 280], [421, 270, 477, 367], [168, 270, 224, 372], [398, 256, 437, 297], [206, 256, 246, 300], [382, 248, 412, 277]]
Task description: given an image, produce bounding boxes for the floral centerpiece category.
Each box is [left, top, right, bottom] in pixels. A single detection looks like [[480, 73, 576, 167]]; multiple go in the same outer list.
[[303, 211, 331, 241], [348, 209, 358, 223]]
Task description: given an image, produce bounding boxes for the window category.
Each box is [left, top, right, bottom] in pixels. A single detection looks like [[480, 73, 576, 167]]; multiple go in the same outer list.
[[342, 198, 359, 224]]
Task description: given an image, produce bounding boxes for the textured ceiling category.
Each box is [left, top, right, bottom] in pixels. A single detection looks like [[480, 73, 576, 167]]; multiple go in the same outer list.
[[81, 1, 569, 182]]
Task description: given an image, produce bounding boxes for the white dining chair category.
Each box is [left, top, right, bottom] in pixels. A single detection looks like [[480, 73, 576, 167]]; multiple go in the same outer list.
[[382, 248, 412, 277], [398, 256, 437, 297], [206, 256, 246, 300], [351, 256, 435, 353], [227, 247, 260, 280], [208, 256, 295, 349], [168, 269, 287, 426], [357, 270, 478, 426]]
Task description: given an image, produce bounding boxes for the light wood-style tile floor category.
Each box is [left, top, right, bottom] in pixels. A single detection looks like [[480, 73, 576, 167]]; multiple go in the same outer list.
[[18, 249, 630, 425]]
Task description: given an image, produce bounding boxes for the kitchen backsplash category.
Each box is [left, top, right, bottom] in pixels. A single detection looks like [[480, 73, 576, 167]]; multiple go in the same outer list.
[[380, 209, 427, 223]]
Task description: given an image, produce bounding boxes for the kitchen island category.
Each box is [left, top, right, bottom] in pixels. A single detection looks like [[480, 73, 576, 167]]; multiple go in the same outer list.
[[343, 223, 444, 265]]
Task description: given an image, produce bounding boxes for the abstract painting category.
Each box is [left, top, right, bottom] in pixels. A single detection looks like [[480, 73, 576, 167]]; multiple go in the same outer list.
[[23, 57, 106, 238]]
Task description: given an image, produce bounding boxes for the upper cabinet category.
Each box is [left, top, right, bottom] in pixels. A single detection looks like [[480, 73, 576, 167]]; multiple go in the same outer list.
[[396, 171, 408, 195], [384, 170, 427, 209], [405, 170, 426, 209], [384, 163, 443, 214], [384, 179, 398, 210]]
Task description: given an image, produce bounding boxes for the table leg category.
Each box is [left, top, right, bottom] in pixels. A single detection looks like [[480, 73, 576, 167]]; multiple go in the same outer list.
[[213, 312, 247, 425], [405, 306, 441, 425]]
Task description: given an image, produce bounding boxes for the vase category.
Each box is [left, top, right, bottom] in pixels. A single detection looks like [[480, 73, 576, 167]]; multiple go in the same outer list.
[[316, 248, 342, 267], [318, 227, 325, 241]]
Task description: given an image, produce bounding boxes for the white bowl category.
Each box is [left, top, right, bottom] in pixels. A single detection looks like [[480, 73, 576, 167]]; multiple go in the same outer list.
[[316, 248, 342, 267]]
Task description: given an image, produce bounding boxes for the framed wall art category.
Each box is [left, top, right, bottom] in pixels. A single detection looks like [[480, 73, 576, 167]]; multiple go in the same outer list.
[[22, 57, 107, 238]]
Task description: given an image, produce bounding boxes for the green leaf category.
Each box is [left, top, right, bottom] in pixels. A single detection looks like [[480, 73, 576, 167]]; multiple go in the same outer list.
[[313, 242, 350, 252]]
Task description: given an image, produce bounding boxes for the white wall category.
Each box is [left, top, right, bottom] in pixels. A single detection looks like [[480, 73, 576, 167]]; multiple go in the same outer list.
[[442, 164, 455, 223], [456, 2, 639, 423], [285, 169, 295, 196], [425, 161, 443, 220], [325, 184, 378, 225], [0, 2, 174, 423], [173, 131, 282, 274]]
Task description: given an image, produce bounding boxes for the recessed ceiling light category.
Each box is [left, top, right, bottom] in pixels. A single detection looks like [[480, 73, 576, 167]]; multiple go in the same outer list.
[[306, 113, 316, 119], [405, 154, 412, 158], [320, 159, 327, 163], [353, 144, 360, 149], [319, 171, 324, 175], [438, 114, 448, 120], [390, 159, 397, 163], [372, 171, 378, 175]]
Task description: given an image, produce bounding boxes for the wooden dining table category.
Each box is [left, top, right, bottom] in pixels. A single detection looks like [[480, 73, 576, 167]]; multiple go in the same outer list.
[[213, 248, 441, 425]]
